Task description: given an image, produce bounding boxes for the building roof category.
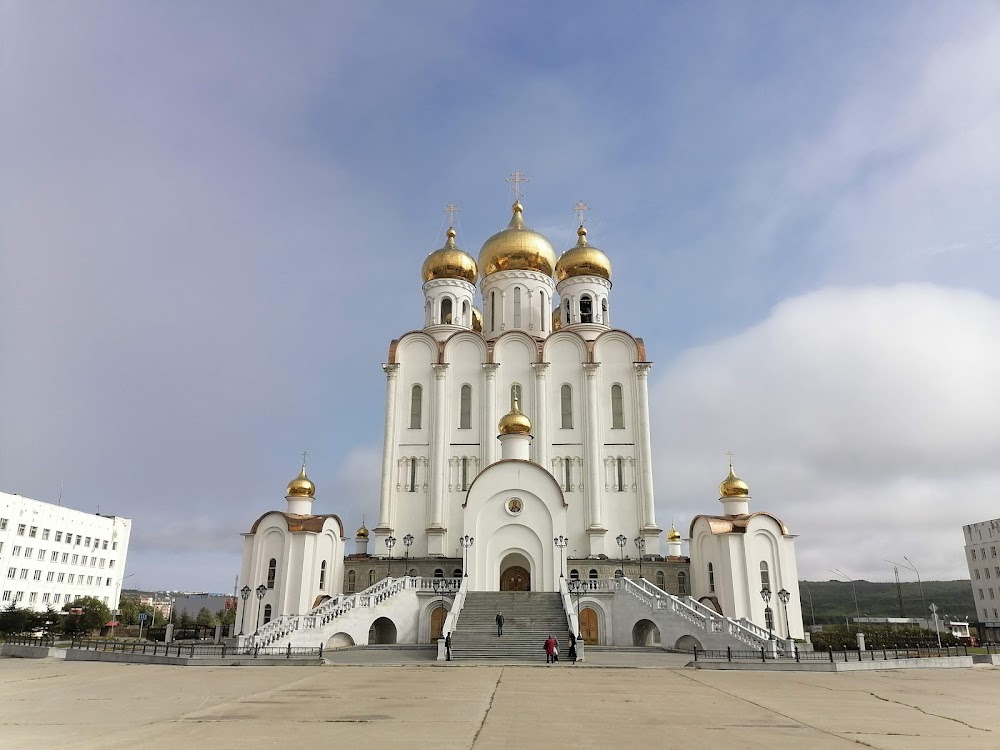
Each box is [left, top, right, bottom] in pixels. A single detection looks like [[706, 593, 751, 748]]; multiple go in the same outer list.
[[249, 511, 344, 537], [688, 511, 792, 538]]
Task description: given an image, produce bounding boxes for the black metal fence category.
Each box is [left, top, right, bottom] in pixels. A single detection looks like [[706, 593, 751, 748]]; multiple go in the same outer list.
[[2, 634, 55, 647], [692, 644, 978, 663], [69, 638, 324, 659]]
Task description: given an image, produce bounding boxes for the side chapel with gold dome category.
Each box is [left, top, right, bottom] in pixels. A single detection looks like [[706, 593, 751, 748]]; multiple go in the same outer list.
[[236, 178, 803, 652]]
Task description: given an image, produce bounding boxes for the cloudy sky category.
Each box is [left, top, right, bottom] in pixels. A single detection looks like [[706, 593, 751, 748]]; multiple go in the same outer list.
[[2, 2, 998, 594]]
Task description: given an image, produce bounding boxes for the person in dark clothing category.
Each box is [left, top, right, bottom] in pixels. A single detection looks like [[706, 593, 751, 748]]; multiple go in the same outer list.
[[496, 612, 505, 636], [444, 632, 452, 661], [568, 632, 577, 663]]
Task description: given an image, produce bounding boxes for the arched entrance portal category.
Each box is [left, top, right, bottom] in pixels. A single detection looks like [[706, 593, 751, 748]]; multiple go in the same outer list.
[[369, 617, 397, 645], [499, 553, 532, 591], [580, 607, 600, 644], [430, 606, 447, 642]]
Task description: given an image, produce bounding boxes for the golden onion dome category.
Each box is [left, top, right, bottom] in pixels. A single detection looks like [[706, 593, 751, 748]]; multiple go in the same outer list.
[[551, 307, 562, 331], [667, 524, 682, 542], [478, 201, 557, 278], [286, 465, 316, 498], [421, 227, 478, 284], [555, 225, 612, 282], [498, 396, 532, 436], [472, 306, 483, 333], [356, 523, 369, 539], [719, 462, 749, 498]]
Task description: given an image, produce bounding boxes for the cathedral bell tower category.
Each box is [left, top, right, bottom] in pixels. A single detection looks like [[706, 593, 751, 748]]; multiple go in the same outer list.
[[421, 216, 479, 339], [554, 206, 612, 340]]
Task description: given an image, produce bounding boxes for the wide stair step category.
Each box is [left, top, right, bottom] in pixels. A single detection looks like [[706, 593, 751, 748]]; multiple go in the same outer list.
[[450, 592, 570, 661]]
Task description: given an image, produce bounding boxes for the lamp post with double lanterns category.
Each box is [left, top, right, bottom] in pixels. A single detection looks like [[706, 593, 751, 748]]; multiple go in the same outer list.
[[239, 585, 251, 636], [253, 583, 267, 636], [616, 534, 627, 576], [633, 536, 645, 579], [403, 534, 414, 575], [777, 588, 791, 639], [760, 587, 774, 640], [568, 578, 584, 621], [554, 535, 568, 578], [460, 535, 474, 577], [385, 535, 396, 578]]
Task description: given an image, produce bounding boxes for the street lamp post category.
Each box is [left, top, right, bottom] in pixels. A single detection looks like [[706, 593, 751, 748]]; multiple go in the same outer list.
[[385, 535, 396, 578], [253, 583, 267, 636], [554, 536, 568, 578], [777, 588, 791, 639], [633, 536, 645, 579], [239, 585, 251, 636], [760, 588, 774, 639], [829, 568, 861, 625], [459, 535, 474, 577], [403, 534, 414, 575], [616, 534, 627, 576], [568, 578, 583, 622]]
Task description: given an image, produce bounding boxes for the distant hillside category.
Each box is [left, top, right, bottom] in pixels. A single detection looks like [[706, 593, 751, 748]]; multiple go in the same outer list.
[[798, 580, 975, 625]]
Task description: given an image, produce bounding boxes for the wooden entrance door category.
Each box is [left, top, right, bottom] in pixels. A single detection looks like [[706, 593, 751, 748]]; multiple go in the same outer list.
[[500, 566, 531, 591], [580, 607, 599, 644], [430, 605, 446, 642]]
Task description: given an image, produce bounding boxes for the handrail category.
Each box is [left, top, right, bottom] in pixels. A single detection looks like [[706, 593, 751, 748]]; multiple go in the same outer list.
[[441, 577, 468, 637], [559, 577, 580, 636]]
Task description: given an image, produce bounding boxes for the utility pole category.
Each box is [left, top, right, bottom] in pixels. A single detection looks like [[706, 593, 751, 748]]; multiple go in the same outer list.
[[893, 566, 905, 617]]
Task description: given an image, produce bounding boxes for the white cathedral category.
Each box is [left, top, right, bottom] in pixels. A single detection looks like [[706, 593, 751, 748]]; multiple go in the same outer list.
[[236, 187, 804, 653]]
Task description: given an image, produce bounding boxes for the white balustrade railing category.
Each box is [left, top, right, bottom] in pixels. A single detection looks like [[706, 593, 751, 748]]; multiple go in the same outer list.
[[441, 576, 469, 637], [559, 577, 580, 636]]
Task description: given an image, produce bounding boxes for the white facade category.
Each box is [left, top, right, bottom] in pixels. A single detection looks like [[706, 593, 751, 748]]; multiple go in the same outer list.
[[963, 517, 1000, 629], [0, 492, 132, 613]]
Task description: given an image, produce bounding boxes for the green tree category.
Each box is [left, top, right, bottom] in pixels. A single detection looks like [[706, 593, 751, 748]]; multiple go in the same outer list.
[[0, 603, 32, 634], [195, 607, 218, 627], [118, 597, 140, 625], [216, 607, 236, 627], [176, 610, 195, 629], [62, 596, 112, 636]]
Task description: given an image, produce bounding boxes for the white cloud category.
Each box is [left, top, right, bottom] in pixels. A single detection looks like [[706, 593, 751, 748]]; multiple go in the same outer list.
[[652, 284, 1000, 583]]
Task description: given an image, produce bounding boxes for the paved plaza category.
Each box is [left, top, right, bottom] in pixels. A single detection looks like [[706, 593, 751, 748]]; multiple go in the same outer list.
[[1, 657, 999, 749]]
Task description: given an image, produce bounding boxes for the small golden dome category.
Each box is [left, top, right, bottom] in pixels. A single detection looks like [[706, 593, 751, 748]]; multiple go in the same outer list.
[[478, 202, 557, 278], [286, 465, 315, 498], [667, 525, 681, 542], [472, 306, 483, 333], [551, 307, 562, 331], [555, 225, 612, 282], [719, 462, 749, 498], [498, 395, 532, 435], [421, 227, 477, 284], [356, 523, 369, 539]]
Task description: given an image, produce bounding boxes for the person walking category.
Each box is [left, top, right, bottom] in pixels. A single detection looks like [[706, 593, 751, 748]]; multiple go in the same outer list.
[[445, 632, 452, 661], [544, 634, 557, 664], [568, 632, 577, 664], [496, 611, 505, 637]]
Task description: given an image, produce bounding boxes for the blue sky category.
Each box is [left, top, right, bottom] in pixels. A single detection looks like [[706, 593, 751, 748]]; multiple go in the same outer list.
[[2, 2, 999, 595]]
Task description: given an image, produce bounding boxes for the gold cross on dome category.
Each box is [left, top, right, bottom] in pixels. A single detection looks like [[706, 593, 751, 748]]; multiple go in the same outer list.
[[301, 451, 309, 467], [574, 201, 590, 225], [443, 202, 461, 226], [726, 450, 735, 466], [506, 170, 529, 201]]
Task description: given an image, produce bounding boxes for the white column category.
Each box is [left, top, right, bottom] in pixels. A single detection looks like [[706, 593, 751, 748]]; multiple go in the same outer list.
[[583, 363, 606, 556], [429, 363, 449, 529], [377, 364, 399, 530], [532, 362, 549, 468], [483, 363, 499, 465], [634, 363, 663, 541]]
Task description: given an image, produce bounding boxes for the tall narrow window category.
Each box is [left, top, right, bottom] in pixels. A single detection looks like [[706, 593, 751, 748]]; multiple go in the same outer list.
[[409, 458, 417, 493], [513, 287, 521, 327], [267, 558, 276, 589], [564, 298, 571, 324], [655, 571, 666, 588], [540, 292, 547, 330], [708, 563, 715, 593], [347, 570, 356, 592], [560, 384, 573, 428], [461, 457, 469, 491], [602, 298, 609, 324], [263, 604, 272, 624], [678, 571, 687, 595], [490, 291, 497, 331], [369, 570, 376, 585], [425, 299, 432, 325], [510, 383, 522, 408], [615, 457, 625, 491], [459, 385, 472, 429], [760, 561, 770, 591], [580, 294, 593, 323], [611, 384, 624, 429], [410, 385, 422, 429], [564, 459, 572, 491], [319, 560, 327, 589], [462, 300, 470, 326], [441, 297, 453, 324]]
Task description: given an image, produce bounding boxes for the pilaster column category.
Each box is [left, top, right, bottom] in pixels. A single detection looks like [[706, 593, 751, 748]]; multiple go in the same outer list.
[[429, 364, 449, 530], [377, 364, 399, 530], [634, 363, 662, 537], [532, 362, 549, 468], [583, 363, 606, 551], [483, 363, 499, 465]]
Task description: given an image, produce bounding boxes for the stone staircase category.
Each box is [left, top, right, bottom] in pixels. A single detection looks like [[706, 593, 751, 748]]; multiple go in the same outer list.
[[450, 592, 569, 661]]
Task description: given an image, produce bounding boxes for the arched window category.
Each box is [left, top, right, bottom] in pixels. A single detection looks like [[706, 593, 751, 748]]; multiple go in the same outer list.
[[708, 563, 715, 593], [588, 569, 599, 580], [462, 299, 470, 326], [267, 558, 276, 589], [319, 560, 327, 589], [580, 294, 593, 323], [460, 457, 470, 491], [564, 298, 571, 324], [615, 457, 625, 491], [459, 385, 472, 429], [263, 604, 272, 624], [441, 297, 453, 324], [602, 298, 609, 324], [490, 291, 497, 331], [368, 569, 376, 585], [425, 299, 432, 325], [410, 385, 422, 429], [510, 383, 522, 408], [611, 384, 624, 429], [347, 570, 356, 593], [560, 385, 573, 429], [433, 568, 444, 578], [453, 569, 462, 578], [614, 569, 624, 579], [540, 292, 547, 330], [760, 561, 770, 592], [677, 571, 687, 595], [655, 570, 666, 589], [570, 569, 580, 580], [513, 287, 521, 328]]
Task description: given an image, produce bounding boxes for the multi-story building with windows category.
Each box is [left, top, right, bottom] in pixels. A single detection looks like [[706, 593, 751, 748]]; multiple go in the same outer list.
[[963, 517, 1000, 642], [0, 492, 132, 613]]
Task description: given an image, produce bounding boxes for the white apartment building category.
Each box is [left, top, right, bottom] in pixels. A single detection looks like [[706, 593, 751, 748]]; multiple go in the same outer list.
[[963, 517, 1000, 642], [0, 492, 132, 613]]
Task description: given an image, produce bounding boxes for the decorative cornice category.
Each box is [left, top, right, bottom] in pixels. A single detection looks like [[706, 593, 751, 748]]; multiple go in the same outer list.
[[422, 278, 477, 292], [531, 362, 550, 376]]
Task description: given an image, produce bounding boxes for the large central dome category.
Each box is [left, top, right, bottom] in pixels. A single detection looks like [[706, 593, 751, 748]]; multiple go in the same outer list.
[[478, 201, 557, 278]]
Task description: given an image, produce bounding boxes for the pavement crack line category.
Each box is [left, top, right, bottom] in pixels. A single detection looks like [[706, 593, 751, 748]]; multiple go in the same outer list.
[[676, 672, 878, 748], [868, 692, 991, 732], [469, 667, 505, 749]]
